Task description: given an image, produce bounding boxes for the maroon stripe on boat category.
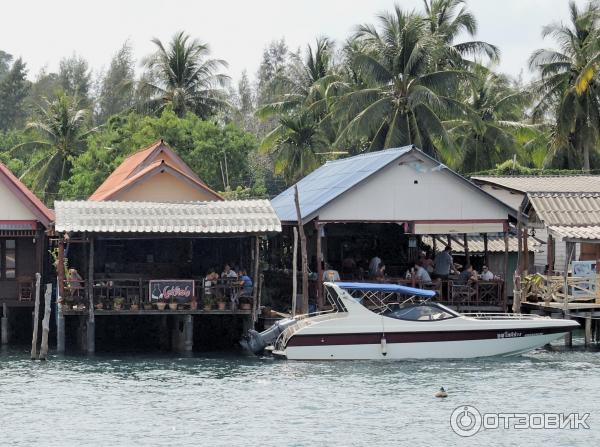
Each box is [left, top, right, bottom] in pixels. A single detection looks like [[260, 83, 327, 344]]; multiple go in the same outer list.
[[286, 326, 574, 347]]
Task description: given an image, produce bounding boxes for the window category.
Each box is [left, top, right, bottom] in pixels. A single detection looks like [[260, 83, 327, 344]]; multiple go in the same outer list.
[[387, 303, 457, 321], [1, 239, 16, 279]]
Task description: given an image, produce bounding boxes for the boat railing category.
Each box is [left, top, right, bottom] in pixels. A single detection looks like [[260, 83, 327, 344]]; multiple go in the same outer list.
[[275, 310, 342, 350], [462, 312, 550, 320]]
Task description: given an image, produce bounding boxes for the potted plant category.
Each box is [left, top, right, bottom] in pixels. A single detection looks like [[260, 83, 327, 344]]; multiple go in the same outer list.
[[217, 297, 227, 311], [156, 299, 167, 311], [168, 296, 178, 311], [130, 299, 139, 311], [203, 295, 213, 311], [113, 297, 125, 311], [143, 301, 153, 311], [239, 296, 252, 311], [95, 302, 104, 310]]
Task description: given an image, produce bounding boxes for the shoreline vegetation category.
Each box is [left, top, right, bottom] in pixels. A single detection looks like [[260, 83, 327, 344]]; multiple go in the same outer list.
[[1, 0, 600, 205]]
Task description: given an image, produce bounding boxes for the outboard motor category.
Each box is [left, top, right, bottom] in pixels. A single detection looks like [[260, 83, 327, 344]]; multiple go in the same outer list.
[[240, 318, 297, 355]]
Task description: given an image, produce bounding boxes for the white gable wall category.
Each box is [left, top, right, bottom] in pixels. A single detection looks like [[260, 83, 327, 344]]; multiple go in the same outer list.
[[317, 155, 509, 224], [0, 179, 38, 220]]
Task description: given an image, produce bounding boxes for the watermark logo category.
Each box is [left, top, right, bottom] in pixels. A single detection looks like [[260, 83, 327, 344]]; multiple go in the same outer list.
[[450, 405, 590, 437]]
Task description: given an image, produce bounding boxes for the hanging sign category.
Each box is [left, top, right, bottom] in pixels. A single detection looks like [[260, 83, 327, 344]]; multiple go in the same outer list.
[[149, 280, 195, 303]]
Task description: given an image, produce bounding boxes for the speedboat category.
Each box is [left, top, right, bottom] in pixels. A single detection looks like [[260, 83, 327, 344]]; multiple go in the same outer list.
[[246, 282, 579, 360]]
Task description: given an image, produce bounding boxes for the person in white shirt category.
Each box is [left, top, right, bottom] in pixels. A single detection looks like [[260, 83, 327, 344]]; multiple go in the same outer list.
[[414, 260, 432, 284], [480, 265, 494, 281], [369, 256, 382, 278], [221, 264, 238, 278]]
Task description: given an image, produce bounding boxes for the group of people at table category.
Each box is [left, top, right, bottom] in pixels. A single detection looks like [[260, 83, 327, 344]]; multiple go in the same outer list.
[[203, 264, 254, 298], [322, 245, 497, 288]]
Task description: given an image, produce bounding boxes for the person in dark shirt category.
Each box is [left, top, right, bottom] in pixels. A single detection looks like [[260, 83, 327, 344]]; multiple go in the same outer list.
[[459, 264, 477, 284]]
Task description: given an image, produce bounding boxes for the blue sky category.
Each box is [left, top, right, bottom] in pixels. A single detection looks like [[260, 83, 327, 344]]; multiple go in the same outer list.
[[4, 0, 588, 83]]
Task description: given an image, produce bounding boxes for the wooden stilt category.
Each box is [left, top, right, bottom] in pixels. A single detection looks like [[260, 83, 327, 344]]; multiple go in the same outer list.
[[87, 236, 95, 355], [584, 313, 592, 347], [251, 236, 260, 323], [30, 273, 41, 359], [39, 284, 52, 360], [294, 186, 309, 315], [1, 303, 9, 345]]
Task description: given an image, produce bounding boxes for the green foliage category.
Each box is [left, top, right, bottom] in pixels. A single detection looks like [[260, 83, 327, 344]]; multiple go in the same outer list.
[[96, 42, 135, 122], [0, 58, 30, 131], [60, 110, 259, 199]]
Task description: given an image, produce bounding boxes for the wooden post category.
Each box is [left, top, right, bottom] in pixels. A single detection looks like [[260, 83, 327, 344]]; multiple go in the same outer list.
[[294, 186, 309, 315], [584, 313, 592, 347], [30, 273, 41, 359], [87, 236, 95, 354], [39, 284, 52, 360], [547, 234, 555, 272], [315, 221, 324, 309], [292, 227, 298, 317], [463, 233, 470, 265], [1, 303, 8, 345], [517, 223, 523, 273], [251, 236, 260, 323], [503, 230, 509, 313], [523, 228, 529, 274], [57, 237, 65, 303], [483, 234, 489, 267]]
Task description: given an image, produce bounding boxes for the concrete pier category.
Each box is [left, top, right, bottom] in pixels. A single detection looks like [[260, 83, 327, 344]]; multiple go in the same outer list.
[[87, 320, 95, 354], [56, 310, 65, 354], [1, 303, 8, 345]]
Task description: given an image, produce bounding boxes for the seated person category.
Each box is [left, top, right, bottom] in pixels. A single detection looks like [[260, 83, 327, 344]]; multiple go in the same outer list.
[[221, 263, 238, 279], [67, 268, 84, 295], [480, 265, 494, 281], [238, 269, 253, 295], [458, 264, 477, 284], [204, 269, 219, 294], [414, 260, 432, 284], [323, 263, 341, 282], [375, 263, 386, 281]]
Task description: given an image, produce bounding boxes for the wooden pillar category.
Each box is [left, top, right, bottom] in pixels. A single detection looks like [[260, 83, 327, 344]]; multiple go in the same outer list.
[[292, 227, 298, 317], [183, 314, 193, 353], [251, 236, 260, 323], [463, 233, 470, 265], [87, 236, 95, 354], [483, 234, 489, 267], [39, 284, 52, 360], [523, 228, 529, 274], [294, 186, 309, 315], [547, 234, 555, 272], [1, 303, 8, 345], [30, 273, 41, 359], [584, 313, 592, 347], [315, 221, 323, 309], [57, 236, 65, 304], [517, 224, 523, 273], [503, 230, 509, 313]]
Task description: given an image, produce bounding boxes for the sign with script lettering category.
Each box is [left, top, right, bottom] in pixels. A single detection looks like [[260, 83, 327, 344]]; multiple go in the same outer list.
[[149, 280, 195, 303]]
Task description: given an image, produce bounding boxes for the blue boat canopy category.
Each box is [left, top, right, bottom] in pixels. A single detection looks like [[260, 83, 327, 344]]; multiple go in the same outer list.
[[333, 282, 436, 298]]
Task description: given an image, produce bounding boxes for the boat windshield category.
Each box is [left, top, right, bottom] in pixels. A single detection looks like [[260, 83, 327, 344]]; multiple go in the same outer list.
[[385, 303, 459, 321]]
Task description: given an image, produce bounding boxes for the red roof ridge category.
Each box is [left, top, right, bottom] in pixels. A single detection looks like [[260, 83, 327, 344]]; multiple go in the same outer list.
[[0, 161, 54, 227]]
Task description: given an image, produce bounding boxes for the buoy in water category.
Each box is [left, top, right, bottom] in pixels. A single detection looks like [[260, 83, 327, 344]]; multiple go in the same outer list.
[[435, 387, 448, 398], [380, 336, 387, 356]]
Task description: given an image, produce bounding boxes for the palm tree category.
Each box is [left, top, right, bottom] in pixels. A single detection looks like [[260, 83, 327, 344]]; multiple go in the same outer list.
[[333, 6, 466, 154], [140, 31, 230, 118], [10, 93, 93, 201], [445, 66, 532, 172], [423, 0, 499, 68], [529, 0, 600, 171], [259, 112, 328, 183]]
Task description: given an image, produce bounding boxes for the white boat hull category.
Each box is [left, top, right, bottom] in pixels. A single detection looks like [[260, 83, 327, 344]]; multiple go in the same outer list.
[[282, 331, 571, 360]]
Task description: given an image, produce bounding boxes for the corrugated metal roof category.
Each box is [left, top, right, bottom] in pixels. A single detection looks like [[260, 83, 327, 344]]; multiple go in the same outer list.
[[473, 175, 600, 193], [528, 192, 600, 227], [54, 200, 281, 234], [421, 235, 541, 253], [271, 146, 414, 222], [548, 225, 600, 240]]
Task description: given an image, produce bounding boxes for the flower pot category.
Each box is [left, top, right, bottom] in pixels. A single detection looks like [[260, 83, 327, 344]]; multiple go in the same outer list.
[[113, 304, 123, 311], [156, 302, 167, 311], [130, 304, 139, 311], [143, 303, 153, 311], [217, 301, 227, 311], [204, 304, 212, 311], [190, 301, 198, 310], [240, 302, 252, 311], [168, 302, 178, 310], [94, 303, 104, 310]]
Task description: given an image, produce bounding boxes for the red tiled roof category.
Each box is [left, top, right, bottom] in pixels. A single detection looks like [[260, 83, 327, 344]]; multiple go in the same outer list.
[[0, 161, 54, 227], [89, 139, 222, 201]]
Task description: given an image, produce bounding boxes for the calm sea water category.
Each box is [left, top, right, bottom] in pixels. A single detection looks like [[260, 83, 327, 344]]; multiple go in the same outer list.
[[1, 335, 599, 447]]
